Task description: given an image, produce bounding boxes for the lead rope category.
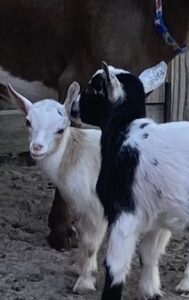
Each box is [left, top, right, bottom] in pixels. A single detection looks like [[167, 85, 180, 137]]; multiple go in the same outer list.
[[154, 0, 187, 54]]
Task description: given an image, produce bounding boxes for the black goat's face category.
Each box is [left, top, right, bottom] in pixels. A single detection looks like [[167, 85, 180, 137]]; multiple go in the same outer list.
[[77, 65, 131, 128], [79, 72, 112, 128], [71, 61, 167, 128]]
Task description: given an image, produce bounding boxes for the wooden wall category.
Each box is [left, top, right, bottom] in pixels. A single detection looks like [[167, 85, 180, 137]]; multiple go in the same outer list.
[[169, 51, 189, 121], [146, 82, 166, 123]]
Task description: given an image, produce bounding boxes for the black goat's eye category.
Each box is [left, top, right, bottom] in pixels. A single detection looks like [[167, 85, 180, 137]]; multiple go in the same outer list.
[[56, 129, 64, 135], [26, 119, 31, 127]]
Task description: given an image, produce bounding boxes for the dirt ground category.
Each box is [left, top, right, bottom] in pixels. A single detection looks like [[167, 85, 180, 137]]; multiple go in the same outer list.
[[0, 153, 188, 300]]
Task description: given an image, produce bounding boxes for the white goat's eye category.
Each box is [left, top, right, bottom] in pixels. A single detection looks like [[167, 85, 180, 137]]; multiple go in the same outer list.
[[26, 119, 31, 127], [56, 129, 64, 135]]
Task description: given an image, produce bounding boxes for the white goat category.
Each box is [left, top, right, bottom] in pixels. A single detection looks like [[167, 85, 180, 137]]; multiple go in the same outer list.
[[4, 82, 107, 293]]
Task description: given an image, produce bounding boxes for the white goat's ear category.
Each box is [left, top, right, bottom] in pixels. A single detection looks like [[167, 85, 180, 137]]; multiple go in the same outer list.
[[7, 84, 33, 114], [139, 61, 167, 94], [102, 61, 124, 103], [64, 81, 80, 115]]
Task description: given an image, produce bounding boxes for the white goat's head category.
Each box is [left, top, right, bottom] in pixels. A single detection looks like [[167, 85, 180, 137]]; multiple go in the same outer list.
[[3, 82, 80, 160]]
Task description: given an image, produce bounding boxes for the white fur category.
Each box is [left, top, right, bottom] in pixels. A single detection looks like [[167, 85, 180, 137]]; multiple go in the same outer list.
[[91, 66, 130, 79], [106, 213, 139, 285], [138, 229, 171, 299], [8, 89, 107, 293], [126, 119, 189, 233], [107, 117, 189, 299]]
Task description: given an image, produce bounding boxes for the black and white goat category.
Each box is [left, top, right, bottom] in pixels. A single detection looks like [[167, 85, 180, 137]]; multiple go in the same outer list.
[[73, 61, 189, 300], [0, 82, 107, 293]]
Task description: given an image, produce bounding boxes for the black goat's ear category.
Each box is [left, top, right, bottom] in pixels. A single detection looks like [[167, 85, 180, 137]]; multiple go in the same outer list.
[[102, 61, 124, 103], [64, 81, 80, 115]]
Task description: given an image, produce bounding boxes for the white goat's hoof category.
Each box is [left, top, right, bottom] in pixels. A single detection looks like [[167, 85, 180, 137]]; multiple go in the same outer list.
[[137, 290, 162, 300], [176, 279, 189, 296], [73, 276, 96, 294]]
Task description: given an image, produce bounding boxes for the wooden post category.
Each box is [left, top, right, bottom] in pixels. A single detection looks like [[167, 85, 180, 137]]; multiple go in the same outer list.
[[169, 52, 189, 121], [146, 84, 165, 123]]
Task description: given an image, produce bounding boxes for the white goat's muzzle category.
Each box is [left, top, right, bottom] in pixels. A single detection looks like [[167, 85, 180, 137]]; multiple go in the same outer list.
[[29, 142, 47, 160]]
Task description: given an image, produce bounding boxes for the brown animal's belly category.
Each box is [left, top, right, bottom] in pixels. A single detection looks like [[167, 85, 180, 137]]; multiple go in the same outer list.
[[0, 66, 58, 102]]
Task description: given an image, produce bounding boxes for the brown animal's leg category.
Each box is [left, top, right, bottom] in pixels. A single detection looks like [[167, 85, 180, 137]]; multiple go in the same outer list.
[[48, 188, 78, 250]]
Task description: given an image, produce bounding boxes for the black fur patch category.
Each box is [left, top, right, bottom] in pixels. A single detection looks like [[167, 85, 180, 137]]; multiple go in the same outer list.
[[79, 72, 146, 130], [97, 123, 140, 224], [79, 74, 111, 128], [94, 74, 145, 225], [101, 264, 123, 300]]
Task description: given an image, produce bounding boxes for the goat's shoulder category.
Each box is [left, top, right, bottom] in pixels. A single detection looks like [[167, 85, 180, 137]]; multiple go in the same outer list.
[[69, 127, 101, 156], [59, 127, 101, 178]]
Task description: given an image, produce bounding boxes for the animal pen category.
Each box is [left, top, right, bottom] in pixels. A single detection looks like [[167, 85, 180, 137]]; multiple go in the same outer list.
[[0, 53, 188, 154]]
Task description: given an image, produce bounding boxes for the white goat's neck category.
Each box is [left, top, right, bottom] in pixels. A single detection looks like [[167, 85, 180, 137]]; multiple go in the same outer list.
[[37, 127, 71, 186]]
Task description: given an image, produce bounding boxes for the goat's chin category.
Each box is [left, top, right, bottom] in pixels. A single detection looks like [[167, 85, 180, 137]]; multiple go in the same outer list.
[[30, 152, 47, 161]]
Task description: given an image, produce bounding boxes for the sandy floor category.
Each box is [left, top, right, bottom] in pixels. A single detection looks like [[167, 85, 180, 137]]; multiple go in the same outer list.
[[0, 153, 188, 300]]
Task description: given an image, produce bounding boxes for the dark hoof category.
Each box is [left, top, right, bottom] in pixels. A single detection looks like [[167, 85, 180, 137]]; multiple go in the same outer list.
[[48, 226, 78, 251], [147, 296, 161, 300], [136, 295, 161, 300], [146, 295, 161, 300]]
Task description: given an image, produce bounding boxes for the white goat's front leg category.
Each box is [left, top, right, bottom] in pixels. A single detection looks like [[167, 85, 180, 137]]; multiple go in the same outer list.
[[138, 229, 171, 300], [73, 219, 106, 293], [176, 259, 189, 295], [101, 213, 139, 300]]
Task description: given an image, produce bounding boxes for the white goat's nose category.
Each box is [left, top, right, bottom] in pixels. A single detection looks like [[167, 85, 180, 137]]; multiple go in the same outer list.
[[32, 143, 43, 152]]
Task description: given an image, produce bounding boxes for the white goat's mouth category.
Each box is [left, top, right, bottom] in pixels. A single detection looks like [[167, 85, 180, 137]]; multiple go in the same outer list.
[[30, 152, 47, 160]]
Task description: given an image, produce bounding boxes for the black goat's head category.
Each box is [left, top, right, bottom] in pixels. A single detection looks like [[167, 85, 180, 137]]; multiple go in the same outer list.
[[71, 61, 167, 128]]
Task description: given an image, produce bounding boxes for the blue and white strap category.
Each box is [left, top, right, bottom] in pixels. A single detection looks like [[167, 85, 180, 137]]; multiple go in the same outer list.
[[154, 0, 187, 54]]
